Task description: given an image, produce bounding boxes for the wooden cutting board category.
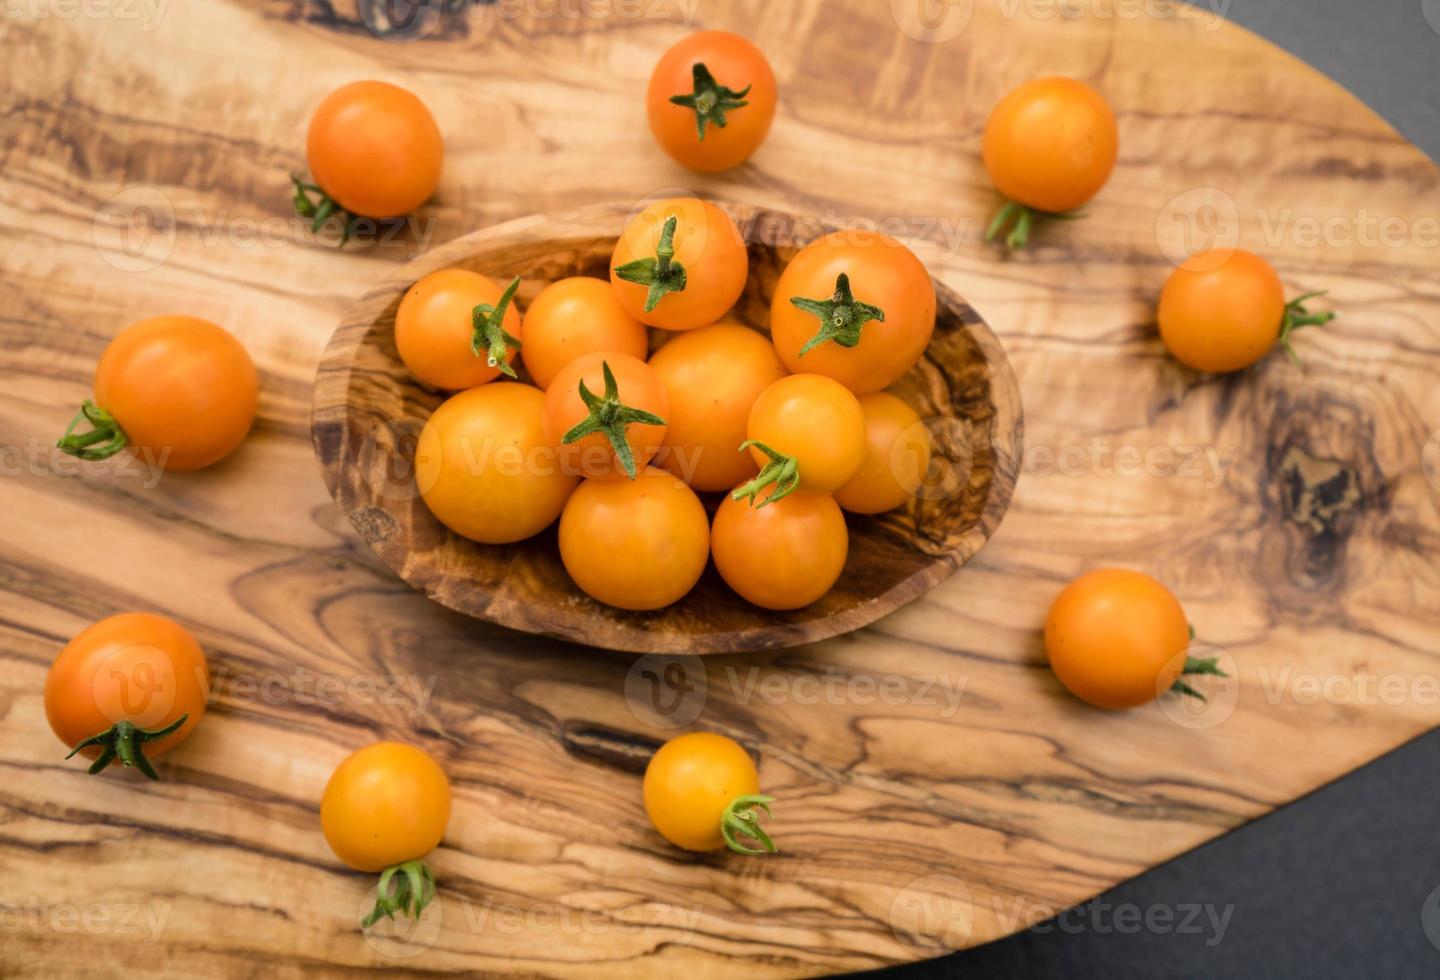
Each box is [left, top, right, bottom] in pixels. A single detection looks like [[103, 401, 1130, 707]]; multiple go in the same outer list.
[[3, 1, 1438, 977]]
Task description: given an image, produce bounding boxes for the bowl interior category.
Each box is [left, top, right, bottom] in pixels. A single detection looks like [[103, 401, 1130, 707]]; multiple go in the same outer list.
[[313, 204, 1021, 654]]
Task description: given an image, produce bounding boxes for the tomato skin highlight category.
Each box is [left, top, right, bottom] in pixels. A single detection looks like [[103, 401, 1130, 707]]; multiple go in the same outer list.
[[648, 322, 787, 492], [1158, 248, 1289, 373], [92, 316, 258, 471], [521, 277, 649, 390], [644, 732, 760, 852], [745, 374, 866, 496], [558, 468, 710, 611], [769, 232, 935, 394], [711, 491, 848, 610], [610, 198, 748, 331], [306, 80, 442, 219], [983, 76, 1118, 214], [834, 392, 932, 515], [1045, 569, 1191, 710], [647, 31, 777, 173], [321, 742, 451, 873], [396, 269, 522, 390], [416, 383, 577, 544], [44, 612, 209, 761]]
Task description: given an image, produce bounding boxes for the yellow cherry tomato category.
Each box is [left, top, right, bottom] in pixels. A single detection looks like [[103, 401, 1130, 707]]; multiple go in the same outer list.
[[521, 277, 650, 389], [1045, 569, 1221, 710], [648, 322, 787, 492], [395, 269, 522, 391], [610, 198, 748, 331], [647, 31, 777, 173], [558, 468, 709, 610], [416, 383, 577, 544], [734, 374, 865, 505], [834, 392, 932, 514], [542, 353, 670, 480], [711, 491, 848, 610], [643, 732, 775, 854]]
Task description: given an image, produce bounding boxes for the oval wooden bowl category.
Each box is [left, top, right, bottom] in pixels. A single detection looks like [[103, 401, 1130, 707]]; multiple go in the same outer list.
[[312, 202, 1022, 654]]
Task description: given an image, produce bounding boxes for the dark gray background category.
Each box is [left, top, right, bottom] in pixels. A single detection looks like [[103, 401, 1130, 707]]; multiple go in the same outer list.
[[865, 2, 1440, 978]]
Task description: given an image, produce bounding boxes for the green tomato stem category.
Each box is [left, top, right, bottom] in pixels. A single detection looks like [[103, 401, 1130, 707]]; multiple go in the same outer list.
[[613, 215, 688, 311], [789, 273, 887, 357], [1278, 291, 1337, 365], [291, 174, 364, 245], [361, 859, 437, 929], [56, 400, 129, 461], [560, 359, 666, 480], [730, 440, 800, 508], [471, 276, 523, 378], [984, 199, 1087, 249], [668, 62, 751, 141], [720, 794, 777, 856], [65, 713, 189, 780]]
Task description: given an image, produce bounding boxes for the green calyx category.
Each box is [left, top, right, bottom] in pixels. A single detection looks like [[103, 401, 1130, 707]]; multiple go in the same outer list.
[[471, 276, 522, 378], [1278, 291, 1336, 365], [790, 272, 886, 357], [984, 200, 1087, 250], [730, 440, 799, 508], [721, 794, 777, 856], [65, 714, 189, 780], [362, 859, 437, 929], [57, 400, 128, 461], [613, 215, 688, 312], [1170, 655, 1228, 702], [561, 360, 667, 479], [669, 61, 751, 141], [291, 174, 364, 245]]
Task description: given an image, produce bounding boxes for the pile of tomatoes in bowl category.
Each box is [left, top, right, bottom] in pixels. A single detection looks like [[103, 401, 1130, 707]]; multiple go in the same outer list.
[[396, 195, 941, 614]]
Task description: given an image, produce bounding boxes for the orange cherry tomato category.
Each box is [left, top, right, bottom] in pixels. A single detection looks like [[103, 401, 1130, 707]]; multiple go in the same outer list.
[[735, 373, 865, 505], [643, 732, 775, 854], [395, 270, 522, 391], [321, 741, 451, 927], [542, 352, 669, 480], [610, 198, 748, 331], [416, 382, 577, 544], [648, 322, 787, 492], [712, 491, 848, 610], [834, 392, 932, 515], [305, 80, 443, 219], [521, 277, 650, 389], [769, 231, 935, 394], [1045, 569, 1206, 710], [1158, 248, 1335, 373], [57, 316, 258, 471], [982, 77, 1118, 247], [45, 612, 209, 779], [558, 468, 709, 611], [647, 31, 777, 173]]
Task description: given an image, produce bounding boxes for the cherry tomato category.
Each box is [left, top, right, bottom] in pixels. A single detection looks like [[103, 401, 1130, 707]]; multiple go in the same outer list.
[[611, 198, 748, 331], [1158, 248, 1335, 373], [734, 374, 865, 505], [45, 612, 209, 780], [542, 352, 669, 480], [558, 468, 709, 611], [834, 392, 932, 515], [416, 383, 577, 544], [647, 31, 777, 173], [643, 732, 775, 854], [521, 277, 649, 389], [303, 80, 442, 219], [711, 491, 848, 610], [57, 316, 258, 471], [769, 231, 935, 394], [647, 322, 787, 492], [395, 270, 522, 391], [982, 77, 1118, 247], [321, 741, 451, 927], [1046, 569, 1220, 710]]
